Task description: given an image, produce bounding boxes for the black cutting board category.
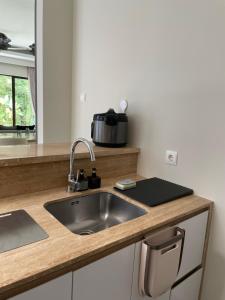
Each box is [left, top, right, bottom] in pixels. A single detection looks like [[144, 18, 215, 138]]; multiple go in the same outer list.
[[114, 177, 193, 207]]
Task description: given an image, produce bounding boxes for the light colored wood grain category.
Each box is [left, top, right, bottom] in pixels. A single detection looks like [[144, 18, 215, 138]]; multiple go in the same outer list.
[[0, 143, 140, 167], [0, 146, 213, 299], [0, 153, 138, 198], [0, 180, 212, 299]]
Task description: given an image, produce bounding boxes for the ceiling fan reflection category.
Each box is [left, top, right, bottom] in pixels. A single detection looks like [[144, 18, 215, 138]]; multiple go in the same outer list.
[[0, 32, 35, 55]]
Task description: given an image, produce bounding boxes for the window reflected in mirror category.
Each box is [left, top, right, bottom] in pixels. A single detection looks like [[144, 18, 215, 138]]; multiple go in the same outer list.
[[0, 0, 36, 145]]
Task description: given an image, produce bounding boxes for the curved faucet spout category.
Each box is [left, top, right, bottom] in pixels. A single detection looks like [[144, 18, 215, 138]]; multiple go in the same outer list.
[[68, 138, 96, 191]]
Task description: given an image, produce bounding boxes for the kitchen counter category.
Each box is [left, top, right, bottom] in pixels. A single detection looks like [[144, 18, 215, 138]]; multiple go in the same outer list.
[[0, 177, 212, 299], [0, 143, 139, 167]]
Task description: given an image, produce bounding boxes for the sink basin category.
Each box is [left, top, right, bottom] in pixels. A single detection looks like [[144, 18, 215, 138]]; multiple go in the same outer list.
[[45, 192, 147, 235]]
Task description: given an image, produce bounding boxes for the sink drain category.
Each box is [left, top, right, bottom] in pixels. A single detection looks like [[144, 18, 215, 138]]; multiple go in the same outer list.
[[79, 230, 95, 236]]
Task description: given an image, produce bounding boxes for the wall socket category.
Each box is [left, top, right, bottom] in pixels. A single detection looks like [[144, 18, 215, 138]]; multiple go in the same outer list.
[[165, 150, 178, 166]]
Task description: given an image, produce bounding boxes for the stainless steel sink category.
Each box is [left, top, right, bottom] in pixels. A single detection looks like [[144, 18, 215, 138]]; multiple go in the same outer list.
[[45, 192, 147, 236]]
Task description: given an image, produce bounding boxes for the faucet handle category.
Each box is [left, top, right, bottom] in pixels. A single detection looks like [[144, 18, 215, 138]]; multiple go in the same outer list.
[[67, 180, 78, 193]]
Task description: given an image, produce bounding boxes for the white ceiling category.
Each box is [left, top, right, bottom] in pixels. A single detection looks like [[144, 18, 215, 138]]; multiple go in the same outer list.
[[0, 0, 35, 48]]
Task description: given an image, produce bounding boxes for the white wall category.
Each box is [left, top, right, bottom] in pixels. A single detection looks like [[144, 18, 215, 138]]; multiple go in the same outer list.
[[72, 1, 225, 299], [42, 0, 73, 143]]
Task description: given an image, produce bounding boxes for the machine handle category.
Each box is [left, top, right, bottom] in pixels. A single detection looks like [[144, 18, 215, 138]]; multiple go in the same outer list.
[[91, 122, 94, 139], [105, 109, 119, 126]]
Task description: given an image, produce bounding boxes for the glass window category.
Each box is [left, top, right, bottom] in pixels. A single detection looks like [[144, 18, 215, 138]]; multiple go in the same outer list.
[[0, 74, 35, 127], [15, 78, 35, 126], [0, 75, 13, 126]]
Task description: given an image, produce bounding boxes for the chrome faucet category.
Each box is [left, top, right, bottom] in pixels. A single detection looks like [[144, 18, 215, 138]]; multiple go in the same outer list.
[[68, 138, 96, 192]]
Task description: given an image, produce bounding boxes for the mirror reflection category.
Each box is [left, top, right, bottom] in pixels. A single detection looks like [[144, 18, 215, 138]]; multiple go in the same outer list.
[[0, 0, 36, 145]]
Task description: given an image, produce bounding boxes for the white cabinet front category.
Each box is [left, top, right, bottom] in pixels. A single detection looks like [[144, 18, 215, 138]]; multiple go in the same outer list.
[[9, 211, 208, 300], [177, 211, 208, 280], [10, 273, 72, 300], [170, 268, 203, 300], [73, 244, 135, 300]]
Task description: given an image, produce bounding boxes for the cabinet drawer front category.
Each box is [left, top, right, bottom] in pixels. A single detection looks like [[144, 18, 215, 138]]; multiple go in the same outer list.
[[170, 268, 203, 300], [177, 211, 208, 280], [131, 211, 208, 300], [10, 273, 72, 300], [73, 244, 135, 300]]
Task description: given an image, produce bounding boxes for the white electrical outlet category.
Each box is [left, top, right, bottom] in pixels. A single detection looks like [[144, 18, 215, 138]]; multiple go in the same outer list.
[[165, 150, 178, 166]]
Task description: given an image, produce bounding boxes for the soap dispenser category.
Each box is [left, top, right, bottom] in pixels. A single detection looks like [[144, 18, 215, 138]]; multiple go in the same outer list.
[[88, 168, 101, 189], [76, 169, 88, 191]]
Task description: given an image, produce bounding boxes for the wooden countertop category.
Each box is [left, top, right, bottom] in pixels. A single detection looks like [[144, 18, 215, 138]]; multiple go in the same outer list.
[[0, 143, 139, 167], [0, 176, 212, 299]]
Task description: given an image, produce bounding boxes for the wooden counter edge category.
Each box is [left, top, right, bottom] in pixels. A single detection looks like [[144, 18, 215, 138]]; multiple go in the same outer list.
[[199, 201, 214, 300], [0, 146, 140, 168], [0, 202, 212, 300]]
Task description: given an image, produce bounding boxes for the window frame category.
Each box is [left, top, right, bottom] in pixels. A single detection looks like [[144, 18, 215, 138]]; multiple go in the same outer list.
[[0, 73, 30, 127]]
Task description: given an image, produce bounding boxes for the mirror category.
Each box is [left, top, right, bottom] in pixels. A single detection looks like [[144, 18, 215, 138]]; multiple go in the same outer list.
[[0, 0, 36, 145]]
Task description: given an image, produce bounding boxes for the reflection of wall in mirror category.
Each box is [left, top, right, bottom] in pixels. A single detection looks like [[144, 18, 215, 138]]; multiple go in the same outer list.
[[0, 0, 76, 144], [0, 0, 36, 144], [0, 0, 35, 68], [0, 0, 35, 48]]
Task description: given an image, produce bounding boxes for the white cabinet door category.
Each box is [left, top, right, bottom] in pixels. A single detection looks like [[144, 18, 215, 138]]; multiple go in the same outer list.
[[177, 211, 208, 280], [170, 269, 203, 300], [131, 242, 170, 300], [10, 273, 72, 300], [73, 244, 135, 300]]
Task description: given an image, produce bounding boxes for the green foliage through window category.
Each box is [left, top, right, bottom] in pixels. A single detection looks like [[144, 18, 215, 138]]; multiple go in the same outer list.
[[0, 74, 35, 126], [0, 75, 12, 126], [15, 78, 35, 126]]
